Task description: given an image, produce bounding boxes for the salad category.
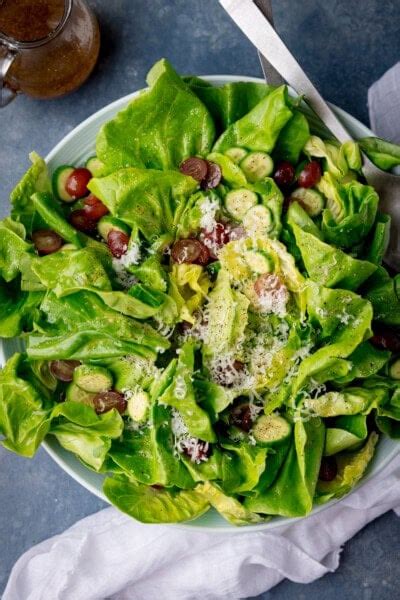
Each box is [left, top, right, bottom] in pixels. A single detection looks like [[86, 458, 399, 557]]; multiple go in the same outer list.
[[1, 59, 400, 526]]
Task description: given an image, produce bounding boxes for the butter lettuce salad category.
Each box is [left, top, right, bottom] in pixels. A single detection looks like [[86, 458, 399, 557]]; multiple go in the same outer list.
[[1, 59, 400, 526]]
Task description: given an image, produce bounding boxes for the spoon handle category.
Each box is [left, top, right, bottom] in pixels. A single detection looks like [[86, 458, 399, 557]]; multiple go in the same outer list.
[[253, 0, 285, 87], [220, 0, 352, 143]]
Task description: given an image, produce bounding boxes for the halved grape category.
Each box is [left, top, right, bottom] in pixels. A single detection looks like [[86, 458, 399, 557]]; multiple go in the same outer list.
[[179, 157, 208, 182], [32, 229, 63, 255], [171, 239, 210, 265], [298, 161, 322, 188], [69, 209, 97, 233], [65, 167, 92, 199], [83, 194, 109, 221], [50, 360, 80, 382], [93, 390, 127, 414], [107, 230, 130, 258], [273, 161, 295, 188]]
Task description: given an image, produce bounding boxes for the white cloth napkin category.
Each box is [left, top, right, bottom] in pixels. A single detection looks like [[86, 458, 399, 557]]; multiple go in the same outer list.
[[4, 64, 400, 600], [368, 61, 400, 143]]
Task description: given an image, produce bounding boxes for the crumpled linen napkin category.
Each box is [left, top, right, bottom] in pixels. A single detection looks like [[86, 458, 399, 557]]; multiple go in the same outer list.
[[368, 61, 400, 143], [4, 456, 400, 600], [4, 63, 400, 600]]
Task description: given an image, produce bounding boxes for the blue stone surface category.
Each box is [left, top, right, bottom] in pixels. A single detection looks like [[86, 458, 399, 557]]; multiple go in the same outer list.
[[1, 0, 400, 596]]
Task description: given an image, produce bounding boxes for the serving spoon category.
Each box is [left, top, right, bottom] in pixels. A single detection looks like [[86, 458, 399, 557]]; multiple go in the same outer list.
[[219, 0, 400, 270]]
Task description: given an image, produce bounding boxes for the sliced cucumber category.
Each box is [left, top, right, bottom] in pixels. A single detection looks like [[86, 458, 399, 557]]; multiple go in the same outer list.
[[85, 156, 105, 177], [73, 364, 113, 393], [62, 243, 79, 251], [225, 188, 258, 221], [252, 414, 292, 447], [127, 389, 150, 422], [290, 187, 325, 217], [240, 152, 274, 183], [225, 147, 248, 164], [52, 165, 75, 202], [242, 204, 273, 238], [98, 215, 130, 241], [244, 250, 274, 274], [128, 284, 165, 308], [389, 358, 400, 380], [66, 383, 96, 406]]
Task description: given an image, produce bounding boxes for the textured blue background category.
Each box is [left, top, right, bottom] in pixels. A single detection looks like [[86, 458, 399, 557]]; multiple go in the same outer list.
[[1, 0, 400, 597]]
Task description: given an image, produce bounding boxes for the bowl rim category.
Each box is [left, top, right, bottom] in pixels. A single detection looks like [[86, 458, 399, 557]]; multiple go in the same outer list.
[[4, 73, 398, 532]]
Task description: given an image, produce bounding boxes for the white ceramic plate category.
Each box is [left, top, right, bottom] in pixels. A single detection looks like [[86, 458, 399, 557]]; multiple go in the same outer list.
[[1, 76, 398, 532]]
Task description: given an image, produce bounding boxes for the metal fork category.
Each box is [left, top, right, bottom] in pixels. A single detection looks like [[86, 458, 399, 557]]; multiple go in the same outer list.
[[220, 0, 400, 270]]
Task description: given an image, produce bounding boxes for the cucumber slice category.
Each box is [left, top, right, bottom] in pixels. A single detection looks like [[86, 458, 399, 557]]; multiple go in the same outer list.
[[225, 188, 258, 221], [242, 204, 273, 238], [389, 358, 400, 380], [252, 414, 292, 447], [61, 243, 79, 251], [52, 165, 75, 202], [98, 215, 131, 241], [240, 152, 274, 183], [85, 156, 105, 177], [66, 383, 96, 406], [73, 364, 113, 393], [225, 147, 248, 164], [128, 284, 165, 308], [244, 250, 274, 274], [127, 389, 150, 422], [290, 187, 325, 217]]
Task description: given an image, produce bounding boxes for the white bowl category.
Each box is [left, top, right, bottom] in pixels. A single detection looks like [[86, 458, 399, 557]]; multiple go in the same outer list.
[[1, 76, 398, 532]]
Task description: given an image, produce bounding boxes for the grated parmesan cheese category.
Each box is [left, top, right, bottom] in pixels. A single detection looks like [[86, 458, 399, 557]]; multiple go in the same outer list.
[[171, 409, 209, 464], [199, 196, 219, 233]]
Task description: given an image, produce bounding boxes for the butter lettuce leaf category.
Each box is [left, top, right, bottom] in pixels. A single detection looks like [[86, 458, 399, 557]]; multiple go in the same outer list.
[[10, 152, 51, 234], [213, 85, 293, 154], [88, 167, 198, 242], [245, 418, 325, 517], [104, 476, 209, 524], [0, 354, 52, 457], [316, 432, 378, 502], [292, 225, 376, 291], [96, 59, 215, 171]]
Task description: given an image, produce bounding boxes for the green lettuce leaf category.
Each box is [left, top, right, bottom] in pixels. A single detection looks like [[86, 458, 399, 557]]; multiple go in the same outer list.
[[0, 353, 52, 457], [363, 267, 400, 326], [316, 432, 378, 502], [304, 386, 387, 417], [324, 414, 368, 456], [50, 401, 123, 470], [292, 225, 376, 290], [158, 342, 216, 442], [202, 268, 249, 362], [359, 137, 400, 171], [88, 167, 198, 242], [319, 177, 379, 249], [273, 111, 310, 164], [213, 85, 293, 154], [104, 476, 209, 523], [31, 192, 82, 247], [96, 59, 215, 171], [0, 277, 43, 337], [196, 481, 263, 525], [186, 79, 271, 130], [244, 418, 325, 516], [0, 218, 33, 282], [10, 152, 51, 234], [220, 440, 267, 494], [109, 403, 194, 488], [27, 291, 169, 361]]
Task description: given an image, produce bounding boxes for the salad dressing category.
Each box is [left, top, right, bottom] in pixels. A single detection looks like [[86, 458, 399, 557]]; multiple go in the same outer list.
[[0, 0, 100, 99]]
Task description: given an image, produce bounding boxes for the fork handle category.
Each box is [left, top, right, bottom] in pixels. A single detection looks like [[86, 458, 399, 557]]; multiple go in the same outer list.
[[220, 0, 353, 143]]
